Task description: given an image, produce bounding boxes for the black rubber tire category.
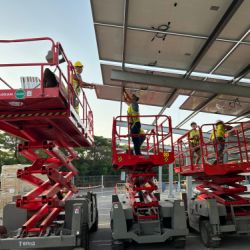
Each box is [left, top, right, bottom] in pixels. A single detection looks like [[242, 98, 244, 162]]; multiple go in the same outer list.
[[0, 226, 7, 238], [112, 240, 125, 250], [187, 217, 197, 234], [80, 223, 89, 250], [154, 192, 160, 201], [173, 237, 186, 248], [91, 210, 99, 232], [200, 220, 220, 248]]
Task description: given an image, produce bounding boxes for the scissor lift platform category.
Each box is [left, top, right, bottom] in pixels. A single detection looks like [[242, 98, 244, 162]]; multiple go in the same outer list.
[[0, 85, 94, 147], [0, 37, 97, 250], [174, 121, 250, 248], [111, 115, 188, 250]]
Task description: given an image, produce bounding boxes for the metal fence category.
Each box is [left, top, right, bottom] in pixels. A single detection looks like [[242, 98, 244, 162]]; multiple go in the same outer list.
[[74, 174, 172, 188], [74, 175, 123, 188]]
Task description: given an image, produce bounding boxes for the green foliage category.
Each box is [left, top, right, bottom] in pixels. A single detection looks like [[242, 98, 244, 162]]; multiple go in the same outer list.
[[0, 133, 114, 176], [73, 136, 115, 176], [0, 133, 178, 180], [0, 133, 29, 169]]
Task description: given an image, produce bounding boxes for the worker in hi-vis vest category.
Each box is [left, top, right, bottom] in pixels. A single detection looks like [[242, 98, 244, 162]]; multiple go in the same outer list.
[[72, 61, 95, 113], [189, 122, 201, 165], [123, 89, 142, 155], [210, 120, 232, 164]]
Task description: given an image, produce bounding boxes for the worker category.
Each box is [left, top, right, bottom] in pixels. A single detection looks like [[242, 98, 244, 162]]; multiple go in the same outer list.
[[189, 122, 201, 165], [43, 50, 59, 88], [72, 61, 95, 113], [123, 89, 142, 155], [210, 120, 232, 164]]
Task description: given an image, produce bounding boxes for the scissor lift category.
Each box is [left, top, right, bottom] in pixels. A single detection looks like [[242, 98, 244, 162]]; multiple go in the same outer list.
[[0, 38, 97, 250], [174, 121, 250, 248], [111, 115, 188, 250]]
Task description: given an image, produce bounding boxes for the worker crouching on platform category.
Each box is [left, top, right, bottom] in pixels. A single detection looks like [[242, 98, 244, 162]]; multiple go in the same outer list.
[[210, 120, 232, 164], [189, 122, 201, 165], [72, 61, 95, 113], [123, 90, 142, 155]]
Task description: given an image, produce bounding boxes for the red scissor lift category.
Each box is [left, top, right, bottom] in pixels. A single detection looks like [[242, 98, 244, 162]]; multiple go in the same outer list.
[[174, 121, 250, 248], [0, 38, 97, 250], [110, 115, 188, 249]]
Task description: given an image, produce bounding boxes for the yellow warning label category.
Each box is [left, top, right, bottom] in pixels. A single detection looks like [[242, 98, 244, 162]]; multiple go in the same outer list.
[[0, 111, 67, 119], [164, 152, 169, 162]]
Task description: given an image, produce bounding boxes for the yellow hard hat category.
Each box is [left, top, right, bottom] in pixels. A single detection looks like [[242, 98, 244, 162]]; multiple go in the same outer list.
[[74, 61, 84, 67]]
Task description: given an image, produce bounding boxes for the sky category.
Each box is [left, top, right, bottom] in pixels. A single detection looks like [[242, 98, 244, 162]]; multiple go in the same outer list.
[[0, 0, 237, 138]]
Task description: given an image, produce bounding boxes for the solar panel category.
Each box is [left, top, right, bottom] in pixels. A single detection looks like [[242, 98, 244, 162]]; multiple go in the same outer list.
[[180, 94, 250, 116], [91, 0, 250, 74], [91, 0, 250, 122], [95, 84, 173, 107]]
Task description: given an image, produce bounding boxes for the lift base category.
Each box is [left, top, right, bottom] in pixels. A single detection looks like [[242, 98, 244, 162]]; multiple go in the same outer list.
[[188, 198, 250, 248], [0, 193, 98, 250], [110, 194, 188, 248]]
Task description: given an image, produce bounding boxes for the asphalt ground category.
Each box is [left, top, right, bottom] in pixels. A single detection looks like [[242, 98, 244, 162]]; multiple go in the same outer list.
[[91, 188, 250, 250], [2, 187, 250, 249]]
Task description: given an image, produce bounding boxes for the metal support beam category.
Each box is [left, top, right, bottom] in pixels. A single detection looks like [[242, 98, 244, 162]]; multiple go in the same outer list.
[[121, 0, 129, 70], [176, 94, 217, 128], [176, 63, 250, 128], [93, 22, 250, 46], [119, 0, 129, 119], [227, 111, 250, 123], [111, 70, 250, 98], [231, 64, 250, 84], [168, 164, 174, 198], [184, 0, 244, 78], [158, 166, 162, 193]]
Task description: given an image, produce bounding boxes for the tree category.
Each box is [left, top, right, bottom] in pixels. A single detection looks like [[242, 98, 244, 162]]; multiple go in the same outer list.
[[0, 133, 115, 176], [73, 136, 115, 176], [0, 133, 28, 168]]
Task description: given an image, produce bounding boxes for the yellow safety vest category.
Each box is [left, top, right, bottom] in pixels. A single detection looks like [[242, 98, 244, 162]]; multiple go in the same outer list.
[[127, 103, 140, 125], [71, 74, 82, 96], [210, 124, 225, 140], [189, 129, 199, 146], [140, 128, 145, 135]]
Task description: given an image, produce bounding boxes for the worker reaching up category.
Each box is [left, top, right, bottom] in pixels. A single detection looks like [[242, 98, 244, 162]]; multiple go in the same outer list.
[[123, 89, 142, 155], [210, 120, 232, 164], [72, 61, 95, 113]]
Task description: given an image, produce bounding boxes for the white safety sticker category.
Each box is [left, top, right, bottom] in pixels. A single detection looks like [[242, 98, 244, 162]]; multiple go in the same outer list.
[[26, 90, 32, 97], [75, 208, 80, 214]]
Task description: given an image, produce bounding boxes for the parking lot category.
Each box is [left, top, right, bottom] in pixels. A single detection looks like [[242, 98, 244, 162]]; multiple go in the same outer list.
[[3, 187, 250, 250], [91, 188, 250, 250]]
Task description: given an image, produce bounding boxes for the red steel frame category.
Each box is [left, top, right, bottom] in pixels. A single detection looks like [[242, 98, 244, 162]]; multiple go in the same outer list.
[[112, 115, 174, 220], [174, 121, 250, 214], [0, 38, 94, 237]]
